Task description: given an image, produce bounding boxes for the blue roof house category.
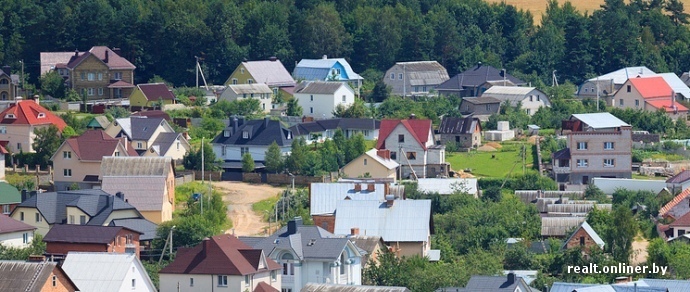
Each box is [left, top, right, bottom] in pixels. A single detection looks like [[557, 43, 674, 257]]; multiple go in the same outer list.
[[293, 55, 363, 94]]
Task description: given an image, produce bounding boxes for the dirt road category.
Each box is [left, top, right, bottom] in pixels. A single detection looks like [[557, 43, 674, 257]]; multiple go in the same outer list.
[[212, 181, 284, 237], [631, 237, 649, 266]]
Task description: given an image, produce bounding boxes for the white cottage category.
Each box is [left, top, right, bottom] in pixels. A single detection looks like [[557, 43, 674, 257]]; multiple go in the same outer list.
[[293, 82, 355, 119]]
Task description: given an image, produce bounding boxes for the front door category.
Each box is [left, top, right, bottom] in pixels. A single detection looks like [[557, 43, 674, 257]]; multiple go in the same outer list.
[[582, 176, 589, 185]]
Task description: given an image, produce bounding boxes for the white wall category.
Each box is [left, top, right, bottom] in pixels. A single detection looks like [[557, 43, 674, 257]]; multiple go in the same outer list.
[[0, 230, 33, 248], [117, 262, 156, 292], [295, 85, 354, 119], [213, 144, 291, 162], [592, 178, 667, 194], [520, 89, 551, 116], [160, 274, 244, 292]]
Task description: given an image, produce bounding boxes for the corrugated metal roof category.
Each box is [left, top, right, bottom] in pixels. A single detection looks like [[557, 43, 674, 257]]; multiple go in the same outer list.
[[638, 279, 690, 291], [551, 282, 600, 292], [546, 203, 612, 214], [62, 252, 156, 292], [0, 182, 20, 204], [416, 178, 478, 195], [294, 58, 363, 81], [571, 113, 631, 129], [659, 73, 690, 99], [334, 200, 431, 242], [0, 261, 60, 292], [302, 283, 411, 292], [514, 190, 585, 204], [588, 66, 656, 84], [294, 81, 350, 95], [101, 156, 172, 177], [225, 83, 273, 95], [481, 86, 548, 106], [309, 182, 387, 215], [101, 177, 167, 211], [541, 217, 586, 237], [242, 60, 295, 87]]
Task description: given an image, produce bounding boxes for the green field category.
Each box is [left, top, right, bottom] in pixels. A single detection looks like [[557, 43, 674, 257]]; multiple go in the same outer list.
[[446, 142, 534, 178], [252, 196, 279, 220]]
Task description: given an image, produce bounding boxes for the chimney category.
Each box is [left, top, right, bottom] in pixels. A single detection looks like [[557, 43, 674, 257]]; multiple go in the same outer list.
[[269, 56, 277, 62], [74, 49, 79, 57], [385, 194, 395, 207], [350, 228, 359, 236], [264, 116, 270, 128], [115, 191, 124, 201], [476, 61, 482, 68], [506, 273, 516, 285], [377, 149, 390, 160], [30, 190, 37, 198], [21, 189, 27, 202], [202, 237, 210, 257], [27, 255, 45, 262], [232, 116, 239, 133], [322, 55, 328, 60], [409, 113, 416, 119], [354, 184, 362, 192], [542, 285, 548, 292], [112, 47, 121, 57], [32, 95, 39, 105], [287, 217, 302, 235], [105, 50, 109, 63], [367, 184, 375, 192]]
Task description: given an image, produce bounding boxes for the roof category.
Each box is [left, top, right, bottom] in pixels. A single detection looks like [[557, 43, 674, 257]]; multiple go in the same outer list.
[[62, 252, 155, 292], [255, 282, 280, 292], [294, 58, 363, 81], [66, 46, 136, 70], [390, 61, 449, 86], [437, 64, 526, 90], [481, 86, 547, 106], [0, 214, 35, 234], [541, 217, 586, 237], [563, 221, 605, 249], [346, 236, 384, 256], [376, 119, 432, 150], [150, 132, 185, 155], [240, 219, 355, 261], [416, 178, 478, 195], [54, 130, 136, 161], [109, 218, 158, 241], [670, 211, 690, 228], [107, 80, 135, 88], [212, 117, 293, 147], [101, 157, 173, 212], [645, 99, 689, 113], [588, 66, 656, 84], [660, 188, 690, 217], [570, 113, 631, 129], [160, 234, 281, 275], [130, 117, 169, 141], [290, 118, 380, 136], [309, 182, 388, 215], [637, 278, 690, 291], [362, 149, 399, 170], [437, 116, 480, 135], [551, 282, 670, 292], [0, 100, 67, 130], [302, 283, 411, 292], [461, 96, 502, 105], [294, 81, 350, 95], [225, 83, 273, 95], [131, 110, 171, 121], [658, 73, 690, 99], [13, 189, 140, 226], [137, 83, 175, 101], [0, 182, 21, 204], [87, 116, 110, 128], [629, 76, 673, 99], [241, 60, 295, 87], [334, 199, 432, 242], [101, 156, 173, 177], [40, 52, 80, 75], [0, 261, 69, 292], [668, 170, 690, 184], [459, 274, 530, 291], [43, 224, 140, 244]]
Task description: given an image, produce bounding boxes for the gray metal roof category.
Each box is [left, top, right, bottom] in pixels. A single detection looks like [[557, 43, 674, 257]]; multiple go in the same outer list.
[[416, 178, 478, 195], [515, 190, 585, 204], [101, 176, 168, 212], [541, 217, 586, 237], [461, 275, 531, 291], [150, 132, 186, 155], [310, 182, 387, 215], [224, 83, 273, 95], [333, 200, 432, 242], [302, 283, 411, 292], [62, 252, 156, 292], [638, 278, 690, 291], [546, 203, 612, 214], [388, 61, 449, 86], [658, 73, 690, 99], [242, 60, 296, 87], [461, 96, 501, 105], [481, 86, 549, 106], [109, 218, 158, 241], [571, 113, 631, 129], [130, 117, 169, 141], [588, 66, 656, 84], [294, 81, 351, 95], [0, 261, 61, 292], [101, 156, 173, 177]]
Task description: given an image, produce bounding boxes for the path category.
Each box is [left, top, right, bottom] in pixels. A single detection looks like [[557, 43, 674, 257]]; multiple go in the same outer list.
[[631, 236, 649, 266], [212, 181, 284, 237]]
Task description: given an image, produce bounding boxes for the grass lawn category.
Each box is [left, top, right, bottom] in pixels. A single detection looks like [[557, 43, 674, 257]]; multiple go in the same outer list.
[[365, 140, 377, 149], [632, 173, 667, 181], [252, 197, 279, 220], [446, 142, 534, 178]]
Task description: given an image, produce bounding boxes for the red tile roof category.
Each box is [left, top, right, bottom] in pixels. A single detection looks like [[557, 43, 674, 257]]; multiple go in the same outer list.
[[376, 118, 432, 150], [629, 76, 672, 99], [137, 83, 175, 101], [670, 211, 690, 227], [660, 188, 690, 217], [67, 46, 136, 70], [645, 100, 689, 113], [58, 130, 137, 161], [0, 100, 67, 130], [254, 282, 279, 292], [0, 214, 36, 234], [160, 234, 281, 275], [668, 170, 690, 184]]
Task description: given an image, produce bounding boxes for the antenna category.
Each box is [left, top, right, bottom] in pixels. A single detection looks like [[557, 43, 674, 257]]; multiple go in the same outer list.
[[552, 70, 559, 87], [195, 56, 210, 91]]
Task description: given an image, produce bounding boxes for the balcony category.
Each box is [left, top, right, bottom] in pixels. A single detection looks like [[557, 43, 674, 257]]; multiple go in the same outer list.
[[339, 274, 348, 284], [553, 166, 571, 174], [282, 275, 294, 285]]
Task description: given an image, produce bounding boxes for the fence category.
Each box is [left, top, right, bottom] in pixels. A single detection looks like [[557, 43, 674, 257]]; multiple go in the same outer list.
[[241, 172, 327, 185]]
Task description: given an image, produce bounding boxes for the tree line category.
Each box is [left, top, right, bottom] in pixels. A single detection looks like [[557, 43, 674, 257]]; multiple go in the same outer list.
[[2, 0, 690, 89]]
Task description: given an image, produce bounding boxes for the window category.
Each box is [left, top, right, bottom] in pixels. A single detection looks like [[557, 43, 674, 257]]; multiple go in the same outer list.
[[190, 278, 194, 287], [576, 159, 588, 167], [35, 213, 40, 223], [530, 95, 533, 102], [241, 147, 249, 155], [423, 86, 427, 92], [580, 236, 585, 246], [69, 215, 74, 224], [240, 68, 245, 74], [627, 85, 631, 92], [245, 275, 250, 287], [282, 289, 293, 292], [364, 158, 367, 166], [635, 99, 639, 107], [23, 233, 28, 244], [20, 212, 24, 221], [250, 93, 254, 98], [87, 73, 95, 81], [0, 126, 6, 134], [80, 72, 86, 80], [114, 151, 120, 157], [52, 275, 57, 287], [526, 109, 531, 115], [577, 142, 588, 150], [98, 88, 103, 96], [80, 215, 86, 225], [64, 169, 72, 177], [619, 99, 624, 106], [407, 152, 416, 160], [222, 146, 227, 156], [224, 130, 230, 137], [98, 72, 103, 80], [217, 275, 228, 287], [271, 271, 277, 281], [114, 72, 123, 80], [399, 73, 403, 80], [63, 151, 71, 159], [486, 104, 491, 111], [310, 95, 314, 101], [390, 73, 395, 80], [242, 131, 249, 139], [16, 143, 21, 151], [232, 78, 238, 84], [137, 142, 143, 149], [604, 159, 615, 167], [2, 205, 9, 214], [87, 88, 95, 96], [398, 134, 405, 142], [247, 79, 253, 84], [340, 253, 347, 274], [310, 107, 313, 114], [132, 279, 136, 289], [537, 96, 541, 101], [390, 152, 397, 160], [604, 142, 614, 150], [342, 95, 346, 102], [177, 142, 180, 150]]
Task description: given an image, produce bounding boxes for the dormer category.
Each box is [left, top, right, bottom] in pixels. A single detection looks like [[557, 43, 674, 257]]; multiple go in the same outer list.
[[242, 131, 249, 139], [224, 129, 231, 137], [37, 113, 45, 118], [4, 113, 15, 119], [258, 250, 268, 270]]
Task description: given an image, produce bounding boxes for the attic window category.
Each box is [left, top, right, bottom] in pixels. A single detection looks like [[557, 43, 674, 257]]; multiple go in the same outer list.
[[4, 114, 15, 119], [307, 239, 317, 246], [273, 239, 280, 244], [242, 131, 249, 139], [224, 130, 230, 137], [37, 113, 46, 118]]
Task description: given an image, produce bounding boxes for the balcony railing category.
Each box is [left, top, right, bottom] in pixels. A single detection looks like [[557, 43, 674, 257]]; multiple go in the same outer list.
[[282, 275, 294, 285], [553, 166, 571, 174]]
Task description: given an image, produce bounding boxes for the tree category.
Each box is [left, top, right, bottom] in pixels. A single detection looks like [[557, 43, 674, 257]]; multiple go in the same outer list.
[[609, 206, 636, 263], [369, 80, 391, 102], [105, 107, 130, 120], [39, 71, 65, 99], [32, 125, 63, 167], [241, 152, 255, 172], [183, 141, 218, 171], [285, 138, 307, 174], [333, 99, 371, 118], [287, 98, 303, 117], [264, 141, 284, 173]]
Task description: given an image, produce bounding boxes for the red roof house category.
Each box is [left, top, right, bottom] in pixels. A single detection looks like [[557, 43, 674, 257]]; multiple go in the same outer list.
[[0, 100, 67, 152], [629, 76, 672, 99], [615, 76, 687, 119], [659, 188, 690, 219]]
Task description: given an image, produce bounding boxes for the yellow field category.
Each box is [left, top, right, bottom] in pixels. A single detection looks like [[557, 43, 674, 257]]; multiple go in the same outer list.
[[486, 0, 690, 23]]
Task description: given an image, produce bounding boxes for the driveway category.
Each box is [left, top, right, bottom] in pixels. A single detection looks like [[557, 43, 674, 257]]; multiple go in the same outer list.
[[212, 181, 284, 236]]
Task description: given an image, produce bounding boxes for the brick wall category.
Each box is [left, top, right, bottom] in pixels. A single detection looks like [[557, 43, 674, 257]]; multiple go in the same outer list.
[[564, 227, 601, 254], [312, 215, 336, 233]]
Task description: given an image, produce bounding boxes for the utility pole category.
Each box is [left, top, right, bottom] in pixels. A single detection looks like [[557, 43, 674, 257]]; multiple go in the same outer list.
[[201, 137, 205, 185], [596, 77, 600, 111], [195, 56, 199, 88], [19, 60, 24, 90]]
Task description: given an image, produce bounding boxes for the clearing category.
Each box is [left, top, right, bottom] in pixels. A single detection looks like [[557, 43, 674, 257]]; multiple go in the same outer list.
[[446, 142, 534, 177], [631, 235, 649, 266], [212, 181, 284, 236]]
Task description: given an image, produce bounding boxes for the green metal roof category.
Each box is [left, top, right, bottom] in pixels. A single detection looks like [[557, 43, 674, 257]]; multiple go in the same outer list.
[[0, 182, 21, 204]]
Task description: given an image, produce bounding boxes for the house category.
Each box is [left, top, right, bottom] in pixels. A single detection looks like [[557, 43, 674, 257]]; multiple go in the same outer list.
[[104, 116, 190, 161], [0, 214, 35, 248], [665, 211, 690, 239], [376, 116, 449, 179], [10, 189, 154, 238], [40, 52, 81, 77], [552, 113, 632, 189], [129, 83, 176, 108], [436, 63, 526, 97], [240, 217, 363, 292], [62, 252, 156, 292], [65, 46, 136, 99], [611, 76, 688, 120], [459, 96, 501, 121], [293, 56, 363, 92], [51, 130, 138, 191], [0, 260, 79, 292], [541, 217, 586, 237], [341, 149, 399, 182], [212, 116, 293, 172], [562, 221, 605, 254], [44, 225, 141, 258], [0, 65, 19, 101], [310, 182, 389, 233], [0, 99, 67, 153], [659, 188, 690, 219], [550, 281, 672, 292], [86, 115, 110, 129], [416, 178, 478, 197], [480, 86, 551, 116], [289, 118, 380, 142], [447, 273, 532, 292], [302, 284, 411, 292], [224, 58, 296, 99], [658, 72, 690, 100], [383, 61, 449, 96], [334, 199, 436, 259], [667, 170, 690, 194], [437, 116, 482, 150], [345, 235, 386, 268], [0, 181, 21, 215], [160, 234, 282, 292], [101, 156, 175, 224], [577, 66, 655, 98], [219, 84, 274, 112], [293, 81, 355, 119]]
